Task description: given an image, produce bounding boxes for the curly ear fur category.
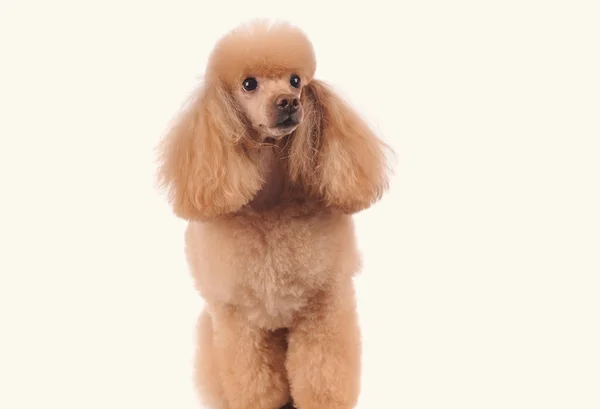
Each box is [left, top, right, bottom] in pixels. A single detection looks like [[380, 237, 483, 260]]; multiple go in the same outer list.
[[289, 79, 391, 214], [157, 83, 263, 220]]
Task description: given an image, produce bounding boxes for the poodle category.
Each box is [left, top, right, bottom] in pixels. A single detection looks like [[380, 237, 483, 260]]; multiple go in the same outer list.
[[157, 20, 391, 409]]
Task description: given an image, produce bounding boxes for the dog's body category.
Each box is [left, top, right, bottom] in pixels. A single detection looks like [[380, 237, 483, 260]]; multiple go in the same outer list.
[[158, 20, 390, 409], [186, 199, 358, 330]]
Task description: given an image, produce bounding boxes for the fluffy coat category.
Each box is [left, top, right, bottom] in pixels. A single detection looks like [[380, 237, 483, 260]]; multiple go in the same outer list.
[[157, 20, 391, 409]]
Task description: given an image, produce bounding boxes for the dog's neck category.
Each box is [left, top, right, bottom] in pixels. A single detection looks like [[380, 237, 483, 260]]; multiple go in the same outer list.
[[247, 143, 288, 212]]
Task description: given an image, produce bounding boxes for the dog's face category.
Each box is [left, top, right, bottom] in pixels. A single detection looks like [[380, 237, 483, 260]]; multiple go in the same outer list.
[[158, 20, 390, 220], [233, 73, 304, 140]]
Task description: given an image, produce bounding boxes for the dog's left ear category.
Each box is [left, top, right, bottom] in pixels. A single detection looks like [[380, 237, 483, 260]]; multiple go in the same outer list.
[[291, 80, 391, 214]]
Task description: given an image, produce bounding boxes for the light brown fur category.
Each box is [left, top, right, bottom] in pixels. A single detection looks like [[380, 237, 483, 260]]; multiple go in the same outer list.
[[157, 19, 391, 409]]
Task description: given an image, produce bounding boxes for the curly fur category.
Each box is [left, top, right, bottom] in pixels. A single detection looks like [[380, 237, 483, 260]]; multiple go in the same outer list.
[[157, 19, 391, 409]]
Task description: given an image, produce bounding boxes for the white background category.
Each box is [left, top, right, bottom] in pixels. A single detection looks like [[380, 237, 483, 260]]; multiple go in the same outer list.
[[1, 1, 599, 408]]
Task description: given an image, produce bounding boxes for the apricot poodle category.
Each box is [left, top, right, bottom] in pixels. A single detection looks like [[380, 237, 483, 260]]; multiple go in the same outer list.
[[157, 20, 391, 409]]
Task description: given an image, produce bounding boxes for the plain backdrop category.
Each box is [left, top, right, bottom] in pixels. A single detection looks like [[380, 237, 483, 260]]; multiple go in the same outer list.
[[0, 1, 598, 408]]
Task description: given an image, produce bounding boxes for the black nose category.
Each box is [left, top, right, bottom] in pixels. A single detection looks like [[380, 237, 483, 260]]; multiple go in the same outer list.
[[276, 94, 299, 113]]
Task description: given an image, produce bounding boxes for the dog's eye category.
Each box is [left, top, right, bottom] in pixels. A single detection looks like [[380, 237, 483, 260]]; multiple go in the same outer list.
[[242, 77, 258, 91], [290, 74, 301, 89]]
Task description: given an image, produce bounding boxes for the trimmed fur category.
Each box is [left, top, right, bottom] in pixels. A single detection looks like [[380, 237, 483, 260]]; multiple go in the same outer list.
[[157, 19, 391, 409], [206, 20, 317, 87]]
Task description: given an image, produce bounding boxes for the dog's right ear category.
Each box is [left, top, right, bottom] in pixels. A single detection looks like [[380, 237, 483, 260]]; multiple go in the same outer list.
[[157, 83, 262, 220]]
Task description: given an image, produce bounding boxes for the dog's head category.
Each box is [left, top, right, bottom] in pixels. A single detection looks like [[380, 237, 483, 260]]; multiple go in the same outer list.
[[158, 20, 391, 220], [205, 21, 315, 141]]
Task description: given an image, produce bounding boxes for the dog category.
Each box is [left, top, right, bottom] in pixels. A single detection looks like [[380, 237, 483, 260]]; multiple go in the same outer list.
[[157, 19, 391, 409]]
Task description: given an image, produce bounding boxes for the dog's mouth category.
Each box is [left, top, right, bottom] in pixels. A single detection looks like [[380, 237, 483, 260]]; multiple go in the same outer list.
[[275, 117, 299, 129], [263, 114, 301, 140]]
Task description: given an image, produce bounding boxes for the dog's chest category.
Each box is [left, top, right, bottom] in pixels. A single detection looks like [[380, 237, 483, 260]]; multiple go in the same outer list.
[[186, 207, 358, 329], [240, 255, 319, 329], [228, 213, 331, 329]]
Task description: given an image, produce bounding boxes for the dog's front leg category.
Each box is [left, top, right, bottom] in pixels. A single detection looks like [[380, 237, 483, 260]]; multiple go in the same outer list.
[[212, 305, 290, 409], [286, 282, 362, 409]]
